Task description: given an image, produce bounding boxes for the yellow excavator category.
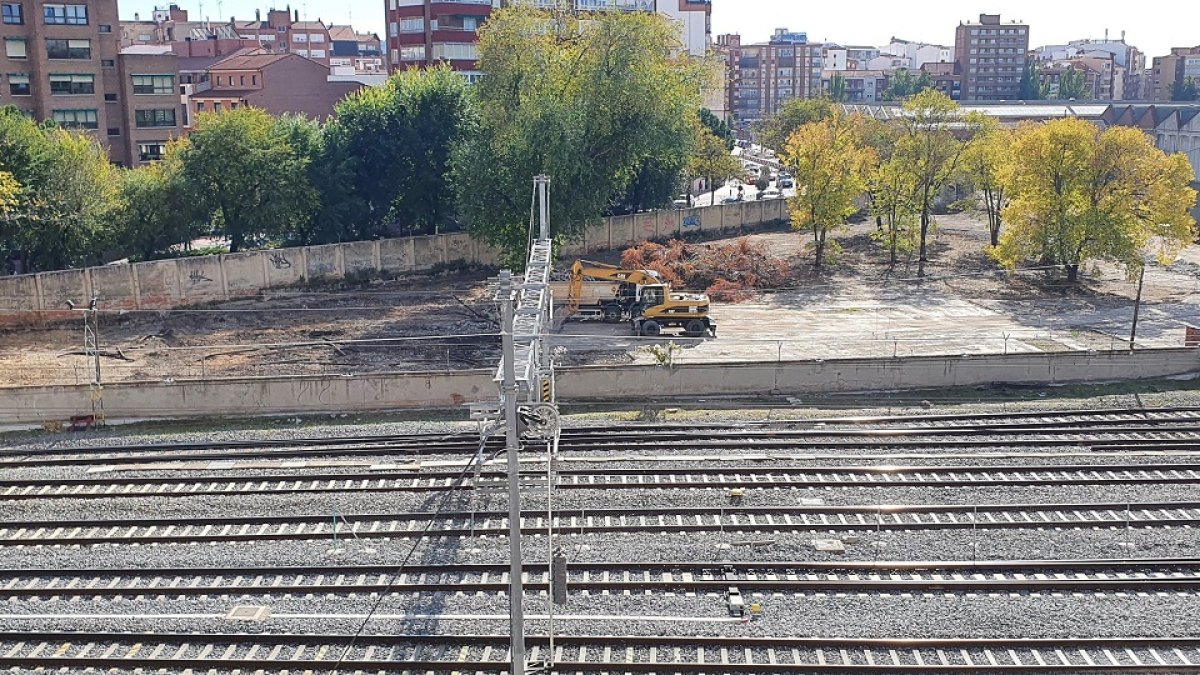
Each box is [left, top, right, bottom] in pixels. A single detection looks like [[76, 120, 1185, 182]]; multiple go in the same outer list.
[[557, 260, 715, 337]]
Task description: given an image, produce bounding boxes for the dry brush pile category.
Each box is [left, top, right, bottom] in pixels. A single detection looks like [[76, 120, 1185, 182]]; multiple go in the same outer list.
[[620, 238, 793, 302]]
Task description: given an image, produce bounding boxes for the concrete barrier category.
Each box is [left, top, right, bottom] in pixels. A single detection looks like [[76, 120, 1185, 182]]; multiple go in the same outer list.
[[1, 348, 1195, 425]]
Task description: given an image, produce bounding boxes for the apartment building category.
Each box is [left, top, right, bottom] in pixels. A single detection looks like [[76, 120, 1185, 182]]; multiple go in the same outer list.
[[718, 28, 824, 125], [1039, 55, 1115, 100], [188, 50, 361, 121], [1034, 37, 1144, 100], [882, 38, 952, 70], [821, 70, 889, 103], [329, 26, 383, 74], [1149, 46, 1200, 101], [0, 0, 133, 160], [823, 45, 880, 71], [953, 13, 1029, 101], [383, 0, 711, 78], [116, 45, 184, 165], [921, 61, 962, 100]]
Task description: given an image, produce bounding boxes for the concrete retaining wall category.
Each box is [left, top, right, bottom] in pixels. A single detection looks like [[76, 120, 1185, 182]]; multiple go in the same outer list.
[[0, 200, 788, 326], [1, 348, 1194, 425]]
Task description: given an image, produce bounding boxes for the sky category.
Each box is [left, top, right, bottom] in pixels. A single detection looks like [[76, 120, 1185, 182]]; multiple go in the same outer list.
[[117, 0, 1200, 59]]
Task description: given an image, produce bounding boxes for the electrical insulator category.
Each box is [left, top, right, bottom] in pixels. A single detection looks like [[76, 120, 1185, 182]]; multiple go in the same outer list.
[[551, 546, 568, 605]]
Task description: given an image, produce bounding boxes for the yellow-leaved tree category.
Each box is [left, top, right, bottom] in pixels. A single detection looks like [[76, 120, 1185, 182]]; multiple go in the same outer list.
[[994, 117, 1197, 282], [784, 110, 876, 268]]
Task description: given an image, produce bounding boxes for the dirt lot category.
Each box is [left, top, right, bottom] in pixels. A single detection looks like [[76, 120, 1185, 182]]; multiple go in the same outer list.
[[2, 212, 1198, 386]]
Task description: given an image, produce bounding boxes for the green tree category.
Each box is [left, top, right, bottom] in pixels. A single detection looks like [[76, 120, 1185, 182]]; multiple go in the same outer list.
[[862, 118, 918, 265], [883, 68, 933, 101], [176, 108, 317, 252], [828, 73, 848, 102], [113, 151, 200, 261], [892, 90, 980, 276], [698, 107, 734, 150], [1049, 66, 1089, 100], [757, 97, 834, 153], [958, 118, 1013, 247], [318, 65, 470, 243], [452, 5, 703, 263], [994, 118, 1197, 282], [1018, 59, 1043, 100], [783, 110, 877, 268], [688, 122, 741, 206], [0, 108, 119, 271], [1171, 76, 1200, 102]]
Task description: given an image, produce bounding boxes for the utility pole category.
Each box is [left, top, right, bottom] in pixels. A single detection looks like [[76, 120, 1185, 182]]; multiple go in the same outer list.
[[499, 270, 525, 675], [83, 296, 103, 425]]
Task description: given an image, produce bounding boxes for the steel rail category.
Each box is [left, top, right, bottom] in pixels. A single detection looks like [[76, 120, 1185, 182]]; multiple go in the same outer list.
[[9, 461, 1200, 501], [1, 633, 1199, 672], [2, 500, 1200, 546]]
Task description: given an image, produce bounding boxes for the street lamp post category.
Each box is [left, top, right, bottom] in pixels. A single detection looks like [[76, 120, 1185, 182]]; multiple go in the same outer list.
[[1129, 255, 1155, 353]]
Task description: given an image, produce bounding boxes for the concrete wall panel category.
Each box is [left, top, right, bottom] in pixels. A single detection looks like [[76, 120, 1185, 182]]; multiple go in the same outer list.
[[442, 234, 473, 267], [411, 236, 443, 270], [262, 248, 304, 287], [222, 252, 266, 296], [89, 265, 138, 310], [304, 244, 342, 280], [175, 257, 225, 302], [341, 241, 378, 276], [634, 213, 656, 243], [0, 275, 39, 312], [37, 270, 88, 310], [379, 238, 415, 273], [134, 259, 180, 308], [679, 208, 701, 235], [721, 203, 745, 231]]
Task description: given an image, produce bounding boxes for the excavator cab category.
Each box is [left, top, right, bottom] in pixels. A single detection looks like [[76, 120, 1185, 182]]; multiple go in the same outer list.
[[637, 285, 667, 310]]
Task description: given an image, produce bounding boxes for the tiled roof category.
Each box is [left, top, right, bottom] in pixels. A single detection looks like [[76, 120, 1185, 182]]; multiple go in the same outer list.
[[328, 25, 356, 41], [209, 51, 290, 70]]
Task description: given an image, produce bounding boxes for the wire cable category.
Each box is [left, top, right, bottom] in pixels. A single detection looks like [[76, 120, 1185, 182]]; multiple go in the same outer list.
[[329, 435, 506, 674]]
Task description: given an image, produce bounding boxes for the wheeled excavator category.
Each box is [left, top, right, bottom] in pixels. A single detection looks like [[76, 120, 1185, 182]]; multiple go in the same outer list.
[[553, 260, 715, 337]]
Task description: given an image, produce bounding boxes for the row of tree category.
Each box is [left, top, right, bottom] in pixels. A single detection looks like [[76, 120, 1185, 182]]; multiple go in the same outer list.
[[1, 5, 721, 272], [777, 90, 1197, 280]]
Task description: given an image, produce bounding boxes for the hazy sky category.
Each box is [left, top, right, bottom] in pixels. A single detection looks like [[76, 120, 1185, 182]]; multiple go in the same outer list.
[[118, 0, 1199, 58]]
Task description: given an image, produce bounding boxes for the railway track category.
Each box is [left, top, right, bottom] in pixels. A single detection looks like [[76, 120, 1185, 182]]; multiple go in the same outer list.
[[4, 559, 1200, 600], [1, 632, 1199, 672], [1, 501, 1197, 547], [9, 461, 1200, 500], [2, 407, 1197, 470]]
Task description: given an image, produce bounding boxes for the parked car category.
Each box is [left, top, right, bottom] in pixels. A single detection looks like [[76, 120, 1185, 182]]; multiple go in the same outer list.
[[761, 188, 783, 200], [672, 198, 689, 209], [721, 196, 741, 204], [778, 177, 794, 189]]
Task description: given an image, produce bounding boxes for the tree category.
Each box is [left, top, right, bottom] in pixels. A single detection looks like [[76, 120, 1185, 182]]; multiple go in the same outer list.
[[688, 123, 741, 206], [318, 65, 470, 243], [883, 68, 933, 101], [1172, 77, 1200, 102], [1018, 59, 1043, 100], [757, 97, 834, 153], [176, 108, 317, 252], [892, 90, 980, 276], [862, 118, 919, 266], [994, 118, 1197, 282], [452, 5, 702, 263], [0, 108, 119, 271], [828, 73, 848, 102], [113, 151, 200, 261], [783, 110, 876, 268], [957, 118, 1012, 247], [1050, 66, 1089, 100], [699, 107, 734, 150]]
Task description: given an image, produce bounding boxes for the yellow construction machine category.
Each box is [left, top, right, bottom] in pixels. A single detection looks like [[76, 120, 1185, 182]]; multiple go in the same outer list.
[[554, 260, 715, 337]]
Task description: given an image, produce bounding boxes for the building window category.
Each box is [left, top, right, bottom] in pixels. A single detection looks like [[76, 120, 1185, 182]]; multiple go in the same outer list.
[[49, 73, 94, 95], [4, 38, 27, 59], [132, 74, 174, 94], [43, 3, 87, 25], [195, 101, 205, 112], [309, 33, 324, 43], [292, 32, 307, 42], [52, 108, 98, 129], [101, 58, 114, 67], [103, 92, 116, 101], [251, 75, 257, 85], [399, 45, 424, 61], [98, 23, 110, 32], [138, 143, 166, 162], [46, 38, 90, 59], [2, 3, 21, 24], [213, 102, 222, 112], [107, 127, 119, 136], [389, 21, 397, 37], [7, 73, 30, 95], [309, 49, 325, 58], [135, 108, 176, 128], [399, 17, 423, 32]]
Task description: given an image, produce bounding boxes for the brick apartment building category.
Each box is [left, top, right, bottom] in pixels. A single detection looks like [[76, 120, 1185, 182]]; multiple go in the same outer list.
[[383, 0, 711, 79], [953, 13, 1029, 101], [1150, 46, 1200, 101], [718, 29, 824, 125], [188, 50, 361, 121]]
